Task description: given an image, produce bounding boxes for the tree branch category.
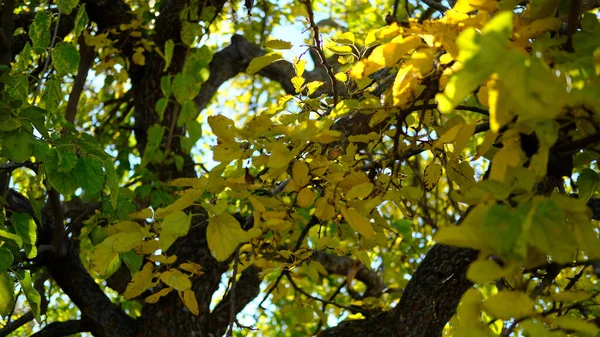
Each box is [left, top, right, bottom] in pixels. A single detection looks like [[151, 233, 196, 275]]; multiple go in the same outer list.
[[30, 319, 91, 337]]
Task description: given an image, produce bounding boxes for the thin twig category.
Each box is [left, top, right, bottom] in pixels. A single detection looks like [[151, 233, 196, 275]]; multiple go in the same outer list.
[[300, 0, 339, 105], [285, 272, 363, 313], [226, 246, 242, 337]]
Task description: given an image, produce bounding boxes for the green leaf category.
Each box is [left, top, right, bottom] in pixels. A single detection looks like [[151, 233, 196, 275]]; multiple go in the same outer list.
[[160, 75, 171, 97], [18, 271, 41, 323], [2, 129, 34, 162], [46, 168, 79, 196], [160, 211, 191, 251], [50, 148, 78, 172], [163, 39, 174, 71], [0, 108, 21, 131], [73, 5, 89, 37], [42, 75, 62, 113], [51, 42, 80, 76], [177, 101, 197, 127], [180, 21, 200, 46], [11, 213, 37, 247], [172, 74, 200, 104], [121, 250, 143, 275], [181, 120, 202, 153], [0, 229, 23, 248], [527, 198, 577, 263], [155, 98, 168, 121], [183, 48, 211, 83], [577, 168, 599, 201], [21, 106, 49, 139], [0, 247, 14, 273], [246, 52, 283, 75], [58, 0, 79, 14], [29, 11, 51, 52], [75, 156, 105, 194], [0, 272, 15, 317], [103, 158, 119, 208]]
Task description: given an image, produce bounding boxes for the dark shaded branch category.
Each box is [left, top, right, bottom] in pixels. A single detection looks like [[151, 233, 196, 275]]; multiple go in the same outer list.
[[313, 251, 385, 298], [194, 34, 335, 113], [0, 311, 34, 337], [0, 0, 15, 66], [5, 189, 136, 337], [64, 33, 95, 125], [30, 319, 91, 337]]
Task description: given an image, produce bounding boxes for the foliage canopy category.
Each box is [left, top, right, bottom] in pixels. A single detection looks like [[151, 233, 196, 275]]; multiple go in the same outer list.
[[1, 0, 600, 336]]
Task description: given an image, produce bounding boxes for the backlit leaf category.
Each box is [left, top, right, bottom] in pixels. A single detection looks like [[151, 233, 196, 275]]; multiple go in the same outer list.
[[247, 52, 283, 75]]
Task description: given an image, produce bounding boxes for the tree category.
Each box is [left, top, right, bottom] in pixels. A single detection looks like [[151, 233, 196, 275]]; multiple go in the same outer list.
[[1, 0, 600, 336]]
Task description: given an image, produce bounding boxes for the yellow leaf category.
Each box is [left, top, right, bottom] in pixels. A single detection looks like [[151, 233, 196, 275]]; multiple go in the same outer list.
[[148, 254, 177, 264], [549, 291, 592, 303], [129, 208, 154, 220], [294, 58, 306, 76], [454, 123, 477, 154], [434, 203, 490, 249], [453, 0, 497, 13], [159, 211, 191, 251], [310, 130, 342, 144], [154, 188, 203, 219], [207, 212, 262, 261], [160, 269, 191, 291], [410, 48, 434, 76], [393, 64, 418, 106], [91, 236, 119, 275], [132, 49, 146, 65], [181, 289, 200, 315], [168, 177, 205, 187], [292, 161, 310, 191], [179, 262, 203, 275], [457, 289, 484, 328], [144, 287, 173, 304], [352, 36, 422, 78], [546, 316, 600, 336], [134, 240, 159, 255], [145, 287, 173, 304], [332, 32, 355, 45], [483, 291, 536, 320], [291, 76, 305, 93], [124, 262, 155, 299], [490, 145, 522, 181], [334, 72, 348, 82], [346, 182, 374, 200], [296, 188, 317, 208], [267, 142, 293, 168], [515, 17, 562, 41], [423, 163, 443, 192], [306, 81, 324, 95], [327, 45, 353, 55], [467, 258, 514, 284], [315, 197, 336, 220], [434, 123, 464, 148], [110, 232, 145, 253], [265, 39, 292, 50], [247, 52, 283, 75], [340, 206, 376, 239], [208, 115, 237, 144]]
